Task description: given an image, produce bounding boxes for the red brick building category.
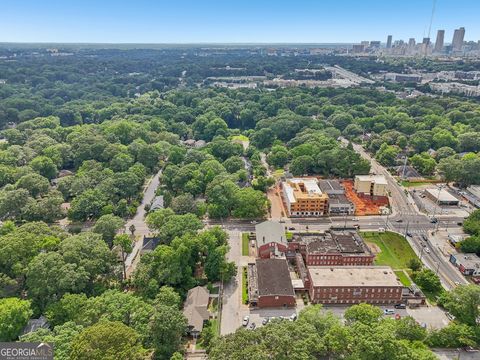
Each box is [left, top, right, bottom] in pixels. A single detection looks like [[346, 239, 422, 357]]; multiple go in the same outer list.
[[308, 266, 403, 305], [248, 258, 296, 308], [288, 231, 375, 266], [255, 221, 288, 259]]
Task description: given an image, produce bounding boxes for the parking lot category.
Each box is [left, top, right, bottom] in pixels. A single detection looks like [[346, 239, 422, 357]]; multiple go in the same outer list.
[[239, 302, 449, 331]]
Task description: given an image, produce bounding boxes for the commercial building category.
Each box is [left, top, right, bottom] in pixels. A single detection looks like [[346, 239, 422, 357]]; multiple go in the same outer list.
[[424, 188, 459, 206], [384, 73, 422, 83], [281, 178, 329, 217], [256, 220, 288, 258], [353, 175, 388, 206], [386, 35, 393, 49], [248, 258, 296, 308], [307, 266, 403, 305], [449, 253, 480, 276], [288, 231, 374, 266], [452, 27, 466, 51], [434, 30, 445, 52], [183, 286, 211, 337], [318, 179, 344, 195], [328, 194, 355, 215]]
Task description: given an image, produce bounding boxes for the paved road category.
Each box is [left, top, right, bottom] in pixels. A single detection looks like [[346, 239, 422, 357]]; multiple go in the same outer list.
[[124, 169, 162, 276]]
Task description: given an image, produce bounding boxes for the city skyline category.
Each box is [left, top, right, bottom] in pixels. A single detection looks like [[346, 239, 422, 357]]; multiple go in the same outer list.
[[1, 0, 479, 44]]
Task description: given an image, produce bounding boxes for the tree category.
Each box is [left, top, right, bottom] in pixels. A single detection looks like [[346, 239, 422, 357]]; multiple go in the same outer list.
[[0, 188, 31, 220], [395, 316, 427, 341], [70, 321, 146, 360], [463, 209, 480, 236], [154, 286, 182, 308], [92, 214, 125, 248], [114, 234, 133, 280], [409, 153, 436, 175], [147, 211, 203, 244], [231, 188, 267, 219], [290, 155, 314, 176], [439, 284, 480, 326], [223, 156, 244, 173], [26, 252, 89, 310], [150, 305, 187, 360], [68, 189, 108, 221], [30, 156, 58, 179], [344, 303, 383, 325], [0, 298, 32, 341], [407, 258, 422, 272], [20, 321, 84, 360], [412, 269, 442, 294], [15, 173, 50, 197], [375, 143, 400, 167], [427, 322, 476, 348], [459, 236, 480, 255], [170, 193, 197, 215]]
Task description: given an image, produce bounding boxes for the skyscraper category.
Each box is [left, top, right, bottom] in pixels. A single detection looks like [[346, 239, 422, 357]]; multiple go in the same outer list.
[[422, 37, 430, 45], [452, 27, 465, 51], [434, 30, 445, 52], [408, 38, 416, 47], [386, 35, 392, 49]]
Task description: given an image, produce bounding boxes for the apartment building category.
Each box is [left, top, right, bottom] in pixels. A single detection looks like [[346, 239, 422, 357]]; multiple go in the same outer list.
[[308, 266, 403, 305], [354, 175, 389, 205], [282, 178, 329, 217]]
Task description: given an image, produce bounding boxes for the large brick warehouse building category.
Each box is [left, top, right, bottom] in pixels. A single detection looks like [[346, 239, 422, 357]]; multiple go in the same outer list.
[[307, 266, 403, 305], [247, 258, 296, 308]]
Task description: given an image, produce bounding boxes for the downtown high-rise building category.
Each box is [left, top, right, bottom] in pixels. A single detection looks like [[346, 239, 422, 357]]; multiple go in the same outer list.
[[452, 27, 465, 51], [434, 30, 445, 52], [408, 38, 416, 47], [386, 35, 392, 48]]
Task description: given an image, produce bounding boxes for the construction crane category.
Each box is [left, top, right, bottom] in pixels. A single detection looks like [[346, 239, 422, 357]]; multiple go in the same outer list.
[[425, 0, 437, 56]]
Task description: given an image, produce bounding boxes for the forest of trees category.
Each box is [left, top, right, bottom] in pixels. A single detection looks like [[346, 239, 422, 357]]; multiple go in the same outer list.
[[1, 47, 480, 358]]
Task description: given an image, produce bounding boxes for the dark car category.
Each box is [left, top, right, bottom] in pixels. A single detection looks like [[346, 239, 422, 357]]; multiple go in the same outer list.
[[249, 322, 256, 330], [395, 219, 403, 223], [288, 227, 295, 230], [430, 217, 438, 223], [394, 303, 406, 309]]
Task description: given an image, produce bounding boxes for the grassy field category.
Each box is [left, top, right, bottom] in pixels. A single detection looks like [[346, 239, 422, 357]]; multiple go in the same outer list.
[[242, 267, 248, 304], [362, 231, 418, 269], [242, 233, 250, 256], [394, 270, 412, 286], [399, 180, 435, 187], [231, 134, 249, 142]]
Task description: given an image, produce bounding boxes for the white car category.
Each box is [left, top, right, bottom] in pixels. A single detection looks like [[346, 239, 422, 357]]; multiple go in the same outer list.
[[289, 313, 297, 321], [424, 248, 430, 254], [384, 309, 395, 315], [242, 315, 250, 326]]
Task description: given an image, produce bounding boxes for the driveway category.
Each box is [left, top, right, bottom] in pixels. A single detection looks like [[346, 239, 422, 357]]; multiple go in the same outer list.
[[124, 168, 162, 276]]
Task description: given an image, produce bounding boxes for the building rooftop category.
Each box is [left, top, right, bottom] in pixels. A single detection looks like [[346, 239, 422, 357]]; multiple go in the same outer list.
[[355, 175, 388, 185], [292, 231, 371, 255], [328, 193, 352, 205], [255, 221, 286, 247], [308, 266, 403, 287], [256, 258, 295, 297], [424, 188, 458, 202], [455, 253, 480, 269], [318, 179, 344, 193], [183, 286, 211, 333], [283, 178, 327, 203]]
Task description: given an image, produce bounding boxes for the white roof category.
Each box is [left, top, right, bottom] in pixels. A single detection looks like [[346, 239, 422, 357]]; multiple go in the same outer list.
[[425, 188, 458, 202], [283, 183, 296, 204], [308, 266, 402, 287], [355, 175, 388, 185], [289, 178, 322, 194], [255, 221, 286, 247]]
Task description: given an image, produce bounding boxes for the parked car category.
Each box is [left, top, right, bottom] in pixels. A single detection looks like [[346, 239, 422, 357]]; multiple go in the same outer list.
[[249, 322, 256, 330], [250, 220, 258, 224], [384, 309, 395, 315], [394, 303, 406, 309], [289, 313, 297, 321], [378, 227, 386, 232], [288, 227, 295, 230], [262, 317, 269, 325], [242, 315, 249, 326], [352, 217, 359, 221], [424, 247, 430, 254]]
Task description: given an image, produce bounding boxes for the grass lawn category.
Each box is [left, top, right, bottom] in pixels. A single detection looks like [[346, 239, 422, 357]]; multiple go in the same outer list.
[[362, 231, 418, 269], [394, 270, 412, 286], [231, 134, 249, 142], [242, 267, 248, 304], [242, 233, 250, 256], [400, 180, 432, 187]]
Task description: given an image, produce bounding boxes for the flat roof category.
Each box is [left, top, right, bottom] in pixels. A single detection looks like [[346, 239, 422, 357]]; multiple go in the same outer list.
[[454, 253, 480, 269], [425, 188, 459, 202], [308, 266, 402, 287], [283, 178, 326, 201], [328, 194, 352, 205], [292, 231, 370, 255], [256, 259, 295, 297], [355, 175, 388, 185], [255, 221, 286, 247], [318, 179, 344, 192]]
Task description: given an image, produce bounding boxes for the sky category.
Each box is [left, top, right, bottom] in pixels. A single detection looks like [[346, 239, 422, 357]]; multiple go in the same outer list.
[[1, 0, 479, 44]]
